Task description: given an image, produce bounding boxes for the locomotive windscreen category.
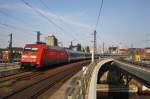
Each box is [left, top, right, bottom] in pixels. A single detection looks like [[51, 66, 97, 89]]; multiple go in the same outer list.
[[24, 48, 38, 53]]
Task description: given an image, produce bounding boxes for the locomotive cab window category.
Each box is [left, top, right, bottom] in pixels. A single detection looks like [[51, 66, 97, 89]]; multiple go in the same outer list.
[[24, 48, 38, 52], [32, 48, 38, 52], [24, 48, 31, 52]]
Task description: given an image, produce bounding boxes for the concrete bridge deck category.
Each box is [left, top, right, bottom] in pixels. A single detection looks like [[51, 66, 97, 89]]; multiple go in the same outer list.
[[113, 60, 150, 88]]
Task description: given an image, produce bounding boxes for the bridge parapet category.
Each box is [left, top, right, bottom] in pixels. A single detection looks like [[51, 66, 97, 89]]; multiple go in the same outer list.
[[65, 58, 113, 99]]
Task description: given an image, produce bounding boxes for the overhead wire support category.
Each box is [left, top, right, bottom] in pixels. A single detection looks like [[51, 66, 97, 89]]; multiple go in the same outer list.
[[9, 33, 13, 63], [91, 0, 104, 63], [36, 31, 42, 43], [92, 30, 96, 63]]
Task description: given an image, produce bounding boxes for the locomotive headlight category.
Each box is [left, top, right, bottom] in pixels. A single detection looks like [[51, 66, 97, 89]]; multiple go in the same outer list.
[[22, 55, 27, 58], [30, 56, 37, 58]]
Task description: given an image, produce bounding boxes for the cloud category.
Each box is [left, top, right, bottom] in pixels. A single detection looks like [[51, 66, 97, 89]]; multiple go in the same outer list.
[[0, 2, 93, 30], [34, 8, 93, 30], [0, 3, 31, 13]]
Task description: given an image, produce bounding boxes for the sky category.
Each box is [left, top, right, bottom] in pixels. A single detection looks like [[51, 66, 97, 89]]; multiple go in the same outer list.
[[0, 0, 150, 49]]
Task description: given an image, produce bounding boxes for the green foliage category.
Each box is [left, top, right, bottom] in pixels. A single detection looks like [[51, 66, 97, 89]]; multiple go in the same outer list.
[[86, 46, 90, 52], [77, 43, 82, 51], [12, 53, 21, 59]]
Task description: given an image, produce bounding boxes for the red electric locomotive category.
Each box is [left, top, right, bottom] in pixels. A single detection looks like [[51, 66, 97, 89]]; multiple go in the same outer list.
[[21, 43, 91, 69], [21, 43, 68, 69]]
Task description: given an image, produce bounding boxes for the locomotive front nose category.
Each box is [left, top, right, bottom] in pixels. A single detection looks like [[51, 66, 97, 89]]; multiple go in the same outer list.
[[21, 54, 37, 62], [21, 47, 39, 68]]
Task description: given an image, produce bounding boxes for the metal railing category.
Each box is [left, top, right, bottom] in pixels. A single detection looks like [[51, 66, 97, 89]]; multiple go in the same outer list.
[[65, 59, 100, 99]]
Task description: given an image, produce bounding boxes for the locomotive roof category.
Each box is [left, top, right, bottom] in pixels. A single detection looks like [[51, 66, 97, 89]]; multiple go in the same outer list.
[[66, 49, 91, 54], [24, 44, 91, 54], [47, 45, 91, 54], [48, 46, 65, 50]]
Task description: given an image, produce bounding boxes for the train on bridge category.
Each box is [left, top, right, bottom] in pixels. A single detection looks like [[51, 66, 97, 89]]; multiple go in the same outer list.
[[21, 43, 95, 69]]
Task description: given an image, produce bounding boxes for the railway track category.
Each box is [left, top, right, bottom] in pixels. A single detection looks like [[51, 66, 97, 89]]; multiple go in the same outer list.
[[0, 69, 25, 78], [117, 58, 150, 69], [0, 71, 43, 85], [0, 60, 90, 99], [0, 63, 21, 78]]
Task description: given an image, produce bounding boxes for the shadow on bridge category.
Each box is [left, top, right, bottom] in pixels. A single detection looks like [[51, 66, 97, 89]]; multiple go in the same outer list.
[[97, 62, 132, 99]]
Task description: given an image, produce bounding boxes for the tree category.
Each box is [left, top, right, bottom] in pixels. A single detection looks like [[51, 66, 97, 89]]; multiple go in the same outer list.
[[77, 43, 82, 51], [86, 46, 90, 52], [82, 48, 85, 52]]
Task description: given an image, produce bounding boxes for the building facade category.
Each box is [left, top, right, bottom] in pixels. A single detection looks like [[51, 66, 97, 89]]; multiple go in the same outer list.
[[1, 47, 23, 61], [108, 47, 119, 55], [45, 35, 58, 46]]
